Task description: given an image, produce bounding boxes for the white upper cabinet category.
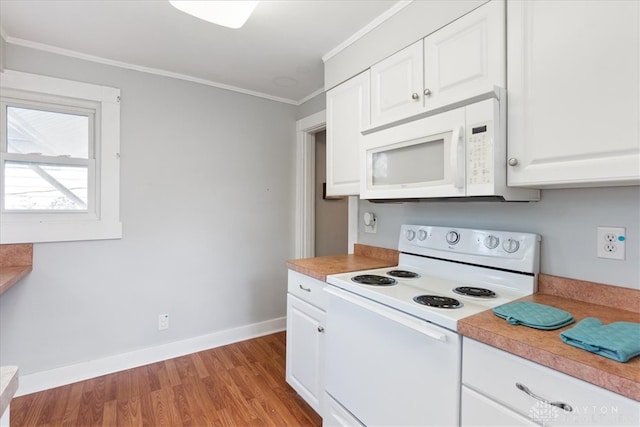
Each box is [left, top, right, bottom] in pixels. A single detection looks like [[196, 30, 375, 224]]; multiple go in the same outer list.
[[370, 40, 424, 126], [424, 0, 505, 110], [369, 0, 506, 128], [326, 70, 370, 196], [507, 0, 640, 188]]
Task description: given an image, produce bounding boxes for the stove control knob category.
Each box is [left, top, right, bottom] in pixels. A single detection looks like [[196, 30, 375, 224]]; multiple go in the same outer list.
[[484, 235, 500, 249], [446, 230, 460, 245], [502, 238, 520, 253], [405, 229, 416, 241], [417, 229, 428, 241]]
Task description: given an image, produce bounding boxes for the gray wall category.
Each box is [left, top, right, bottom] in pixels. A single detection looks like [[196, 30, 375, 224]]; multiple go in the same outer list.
[[0, 34, 5, 72], [314, 131, 348, 256], [296, 91, 326, 119], [358, 186, 640, 289], [0, 44, 298, 374]]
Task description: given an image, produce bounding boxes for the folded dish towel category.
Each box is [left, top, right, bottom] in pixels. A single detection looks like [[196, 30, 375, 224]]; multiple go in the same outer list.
[[493, 301, 574, 330], [560, 318, 640, 363]]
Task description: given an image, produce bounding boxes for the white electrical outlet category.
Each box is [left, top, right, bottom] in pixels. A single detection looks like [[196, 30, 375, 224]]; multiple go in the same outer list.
[[597, 227, 626, 260], [158, 313, 169, 330]]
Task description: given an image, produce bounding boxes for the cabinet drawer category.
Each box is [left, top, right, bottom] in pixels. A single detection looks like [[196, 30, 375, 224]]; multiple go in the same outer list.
[[323, 393, 364, 426], [463, 338, 640, 426], [288, 270, 327, 310], [462, 385, 538, 426]]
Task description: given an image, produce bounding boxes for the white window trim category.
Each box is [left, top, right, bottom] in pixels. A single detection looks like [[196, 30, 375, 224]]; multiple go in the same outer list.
[[0, 69, 122, 243]]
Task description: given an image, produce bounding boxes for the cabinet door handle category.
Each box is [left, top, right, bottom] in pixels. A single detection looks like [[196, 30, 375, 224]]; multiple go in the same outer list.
[[516, 382, 573, 412], [411, 92, 419, 100], [508, 157, 519, 166], [299, 284, 311, 292], [317, 326, 325, 333], [424, 88, 432, 96]]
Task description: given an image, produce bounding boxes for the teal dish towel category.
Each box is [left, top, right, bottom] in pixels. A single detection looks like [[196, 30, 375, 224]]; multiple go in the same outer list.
[[560, 318, 640, 363], [492, 301, 574, 330]]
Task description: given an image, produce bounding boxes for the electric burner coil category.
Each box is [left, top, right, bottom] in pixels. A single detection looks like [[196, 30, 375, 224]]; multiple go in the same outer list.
[[453, 286, 497, 298], [387, 270, 420, 278], [413, 295, 463, 309], [351, 275, 397, 286]]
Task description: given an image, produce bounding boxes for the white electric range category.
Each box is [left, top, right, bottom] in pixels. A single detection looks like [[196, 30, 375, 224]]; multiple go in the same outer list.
[[323, 224, 540, 426], [327, 224, 540, 331]]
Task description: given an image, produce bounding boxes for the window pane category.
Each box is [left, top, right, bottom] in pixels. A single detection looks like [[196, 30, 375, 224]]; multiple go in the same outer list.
[[7, 106, 89, 158], [3, 161, 88, 210]]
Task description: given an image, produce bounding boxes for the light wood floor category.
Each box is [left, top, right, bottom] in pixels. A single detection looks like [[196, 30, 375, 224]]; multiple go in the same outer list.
[[10, 331, 322, 426]]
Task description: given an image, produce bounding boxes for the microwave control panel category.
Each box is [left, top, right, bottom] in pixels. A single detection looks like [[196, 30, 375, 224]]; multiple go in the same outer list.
[[467, 121, 494, 185]]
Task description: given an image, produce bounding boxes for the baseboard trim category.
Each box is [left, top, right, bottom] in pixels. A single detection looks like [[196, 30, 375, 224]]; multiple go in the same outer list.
[[16, 317, 286, 397]]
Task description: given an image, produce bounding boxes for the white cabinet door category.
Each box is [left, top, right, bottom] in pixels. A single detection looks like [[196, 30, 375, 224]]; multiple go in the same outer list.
[[285, 294, 325, 415], [369, 1, 506, 128], [424, 0, 505, 110], [462, 386, 538, 426], [370, 40, 424, 127], [507, 0, 640, 188], [326, 71, 370, 196]]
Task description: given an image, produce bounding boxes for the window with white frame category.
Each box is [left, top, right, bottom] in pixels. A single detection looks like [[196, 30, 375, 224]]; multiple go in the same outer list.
[[0, 70, 122, 243]]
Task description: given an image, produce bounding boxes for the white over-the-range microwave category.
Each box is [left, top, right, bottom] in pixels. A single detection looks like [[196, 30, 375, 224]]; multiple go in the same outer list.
[[360, 89, 540, 201]]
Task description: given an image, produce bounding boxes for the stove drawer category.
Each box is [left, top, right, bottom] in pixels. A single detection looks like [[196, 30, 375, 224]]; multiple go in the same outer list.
[[288, 270, 327, 310], [462, 338, 639, 426]]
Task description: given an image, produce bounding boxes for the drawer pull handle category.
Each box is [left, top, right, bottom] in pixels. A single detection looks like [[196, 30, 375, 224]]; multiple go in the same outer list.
[[317, 326, 325, 333], [299, 284, 311, 292], [516, 382, 573, 412]]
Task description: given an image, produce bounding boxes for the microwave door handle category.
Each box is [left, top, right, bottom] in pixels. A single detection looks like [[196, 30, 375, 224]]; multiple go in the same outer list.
[[451, 125, 465, 188]]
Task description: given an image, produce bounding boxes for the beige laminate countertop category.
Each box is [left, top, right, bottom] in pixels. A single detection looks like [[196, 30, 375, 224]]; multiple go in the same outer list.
[[286, 248, 639, 401], [286, 244, 399, 282], [0, 266, 32, 295], [459, 275, 640, 401], [0, 244, 33, 296]]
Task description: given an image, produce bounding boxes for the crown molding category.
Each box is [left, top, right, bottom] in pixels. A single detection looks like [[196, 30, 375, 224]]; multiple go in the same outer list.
[[297, 86, 325, 105], [4, 36, 306, 106], [322, 0, 413, 63]]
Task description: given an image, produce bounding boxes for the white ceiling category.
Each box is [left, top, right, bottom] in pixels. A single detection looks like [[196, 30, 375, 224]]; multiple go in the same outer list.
[[0, 0, 401, 105]]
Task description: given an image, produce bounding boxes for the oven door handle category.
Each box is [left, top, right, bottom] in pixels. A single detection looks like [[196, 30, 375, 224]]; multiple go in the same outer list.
[[326, 286, 448, 342]]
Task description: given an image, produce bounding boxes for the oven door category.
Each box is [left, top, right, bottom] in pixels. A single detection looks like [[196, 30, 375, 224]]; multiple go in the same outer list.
[[361, 107, 466, 199], [324, 286, 461, 426]]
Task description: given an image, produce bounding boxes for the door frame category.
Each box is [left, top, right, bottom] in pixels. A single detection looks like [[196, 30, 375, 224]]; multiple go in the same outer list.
[[295, 110, 357, 259]]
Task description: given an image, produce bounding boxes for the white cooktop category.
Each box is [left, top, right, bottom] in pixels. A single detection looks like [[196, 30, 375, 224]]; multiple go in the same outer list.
[[326, 224, 541, 331]]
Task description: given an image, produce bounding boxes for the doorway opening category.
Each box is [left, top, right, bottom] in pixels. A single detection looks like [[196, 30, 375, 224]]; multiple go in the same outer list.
[[295, 110, 357, 259], [313, 130, 348, 256]]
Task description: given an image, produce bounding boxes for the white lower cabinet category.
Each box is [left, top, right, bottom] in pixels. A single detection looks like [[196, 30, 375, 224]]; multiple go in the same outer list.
[[462, 338, 640, 426], [286, 270, 327, 416]]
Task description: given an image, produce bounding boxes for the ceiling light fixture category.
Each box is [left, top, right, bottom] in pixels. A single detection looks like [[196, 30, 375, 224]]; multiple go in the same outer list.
[[169, 1, 259, 29]]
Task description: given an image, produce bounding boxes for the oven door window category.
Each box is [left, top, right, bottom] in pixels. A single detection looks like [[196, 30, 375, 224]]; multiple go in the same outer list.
[[371, 135, 446, 186]]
